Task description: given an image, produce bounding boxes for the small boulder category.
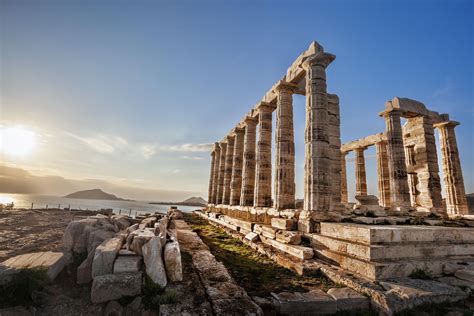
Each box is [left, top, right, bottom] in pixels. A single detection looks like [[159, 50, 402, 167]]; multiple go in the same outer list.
[[91, 236, 124, 278], [142, 236, 167, 287], [87, 229, 116, 254], [164, 241, 183, 282], [62, 218, 98, 253], [90, 273, 142, 304], [139, 217, 157, 230], [104, 300, 124, 316], [127, 230, 155, 256]]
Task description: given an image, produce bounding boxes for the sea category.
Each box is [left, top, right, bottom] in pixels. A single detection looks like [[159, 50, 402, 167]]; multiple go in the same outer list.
[[0, 193, 199, 216]]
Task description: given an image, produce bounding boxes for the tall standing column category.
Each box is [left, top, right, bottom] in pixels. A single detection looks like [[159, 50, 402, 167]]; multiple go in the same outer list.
[[211, 143, 221, 204], [208, 149, 217, 204], [240, 117, 257, 206], [341, 152, 348, 204], [375, 141, 391, 208], [435, 121, 469, 215], [216, 142, 227, 205], [355, 147, 368, 196], [254, 103, 273, 207], [222, 135, 235, 205], [302, 52, 336, 212], [274, 82, 296, 210], [230, 128, 245, 205], [381, 109, 410, 208]]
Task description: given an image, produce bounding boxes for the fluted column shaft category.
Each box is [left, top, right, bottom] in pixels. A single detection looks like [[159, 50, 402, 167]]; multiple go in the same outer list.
[[435, 121, 469, 215], [375, 141, 391, 208], [211, 144, 221, 204], [222, 136, 235, 205], [355, 148, 367, 196], [383, 110, 410, 207], [240, 118, 257, 206], [216, 142, 227, 205], [208, 150, 216, 204], [341, 152, 348, 204], [230, 129, 245, 205], [274, 86, 296, 210], [254, 104, 273, 207], [302, 52, 335, 212]]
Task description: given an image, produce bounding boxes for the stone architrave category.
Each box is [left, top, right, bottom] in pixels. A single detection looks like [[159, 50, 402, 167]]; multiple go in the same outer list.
[[274, 82, 296, 210], [222, 135, 235, 205], [230, 128, 245, 205], [208, 149, 217, 205], [354, 147, 368, 196], [302, 49, 336, 212], [341, 152, 348, 205], [375, 141, 391, 208], [240, 116, 257, 206], [211, 143, 221, 204], [216, 142, 227, 205], [254, 102, 274, 207], [434, 121, 469, 215], [380, 109, 410, 208]]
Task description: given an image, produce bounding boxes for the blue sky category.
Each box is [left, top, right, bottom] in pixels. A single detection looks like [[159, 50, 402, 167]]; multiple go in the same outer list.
[[0, 0, 472, 200]]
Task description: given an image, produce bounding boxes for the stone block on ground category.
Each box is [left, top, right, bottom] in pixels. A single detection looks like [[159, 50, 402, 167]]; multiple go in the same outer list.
[[271, 290, 336, 315], [245, 232, 259, 242], [91, 236, 124, 278], [139, 217, 157, 229], [126, 229, 154, 256], [355, 195, 379, 206], [271, 218, 297, 230], [62, 218, 98, 253], [77, 251, 95, 284], [113, 255, 142, 274], [87, 229, 116, 254], [164, 240, 183, 282], [454, 269, 474, 282], [327, 287, 369, 311], [103, 300, 124, 316], [261, 236, 313, 260], [276, 231, 301, 245], [142, 236, 167, 287], [90, 272, 142, 304]]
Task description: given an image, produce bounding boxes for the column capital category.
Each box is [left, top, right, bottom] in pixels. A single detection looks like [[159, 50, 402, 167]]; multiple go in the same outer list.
[[434, 120, 460, 129], [255, 101, 276, 113], [354, 146, 368, 153], [212, 142, 220, 152], [273, 80, 299, 94], [379, 108, 403, 118], [243, 115, 257, 126], [302, 52, 336, 70]]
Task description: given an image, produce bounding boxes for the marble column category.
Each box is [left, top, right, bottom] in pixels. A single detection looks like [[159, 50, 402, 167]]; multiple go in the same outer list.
[[302, 52, 336, 212], [208, 148, 217, 204], [381, 109, 410, 208], [254, 102, 273, 207], [274, 82, 296, 210], [341, 152, 348, 205], [435, 121, 469, 215], [211, 143, 221, 204], [216, 142, 227, 205], [355, 147, 368, 196], [375, 141, 391, 208], [230, 128, 245, 205], [222, 135, 235, 205], [327, 94, 343, 210], [240, 117, 257, 206]]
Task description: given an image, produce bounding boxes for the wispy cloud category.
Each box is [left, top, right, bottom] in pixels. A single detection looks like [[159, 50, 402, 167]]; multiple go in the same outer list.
[[181, 155, 204, 160], [159, 143, 212, 152], [140, 144, 157, 159], [68, 133, 120, 154]]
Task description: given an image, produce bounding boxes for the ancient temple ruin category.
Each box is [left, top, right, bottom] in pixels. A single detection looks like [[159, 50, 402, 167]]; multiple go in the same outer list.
[[203, 41, 473, 283]]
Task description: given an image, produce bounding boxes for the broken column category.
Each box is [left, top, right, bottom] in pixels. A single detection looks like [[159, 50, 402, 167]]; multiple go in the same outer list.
[[208, 148, 217, 204], [222, 135, 235, 205], [375, 141, 391, 208], [354, 147, 368, 196], [341, 152, 348, 205], [380, 109, 410, 208], [302, 49, 336, 212], [274, 81, 296, 210], [254, 102, 274, 207], [216, 142, 227, 205], [230, 128, 245, 205], [434, 121, 469, 215], [240, 116, 257, 206], [211, 143, 221, 204]]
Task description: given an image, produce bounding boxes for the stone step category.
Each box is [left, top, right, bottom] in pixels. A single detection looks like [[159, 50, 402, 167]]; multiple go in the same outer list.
[[310, 233, 474, 261], [260, 236, 313, 260], [320, 222, 474, 245]]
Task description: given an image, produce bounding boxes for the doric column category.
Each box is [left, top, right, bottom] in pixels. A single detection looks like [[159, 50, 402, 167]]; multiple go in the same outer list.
[[341, 152, 348, 204], [211, 143, 221, 204], [375, 141, 391, 208], [230, 128, 245, 205], [240, 116, 257, 206], [434, 121, 469, 215], [380, 109, 410, 208], [274, 82, 296, 210], [216, 142, 227, 205], [222, 135, 235, 205], [302, 51, 336, 212], [208, 148, 217, 204], [254, 102, 274, 207], [355, 147, 368, 196]]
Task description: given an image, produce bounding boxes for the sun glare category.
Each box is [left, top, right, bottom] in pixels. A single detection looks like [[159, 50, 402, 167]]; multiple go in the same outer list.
[[0, 126, 37, 157]]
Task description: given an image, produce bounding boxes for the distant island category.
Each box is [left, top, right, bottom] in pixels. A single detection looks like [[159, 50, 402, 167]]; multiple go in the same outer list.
[[64, 188, 134, 201], [150, 196, 207, 207]]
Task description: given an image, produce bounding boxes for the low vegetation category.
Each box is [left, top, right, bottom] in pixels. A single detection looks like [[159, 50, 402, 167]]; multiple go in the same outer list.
[[184, 213, 339, 296], [141, 275, 177, 311]]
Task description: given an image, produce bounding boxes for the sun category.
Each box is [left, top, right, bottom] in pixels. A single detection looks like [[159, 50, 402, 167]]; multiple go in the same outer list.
[[0, 126, 37, 157]]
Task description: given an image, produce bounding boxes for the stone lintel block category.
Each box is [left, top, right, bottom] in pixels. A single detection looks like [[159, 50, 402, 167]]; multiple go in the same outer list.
[[275, 230, 302, 245], [271, 218, 297, 230], [327, 287, 369, 312], [261, 236, 313, 260]]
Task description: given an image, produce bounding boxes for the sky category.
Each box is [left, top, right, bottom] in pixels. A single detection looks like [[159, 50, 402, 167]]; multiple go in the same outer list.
[[0, 0, 473, 201]]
